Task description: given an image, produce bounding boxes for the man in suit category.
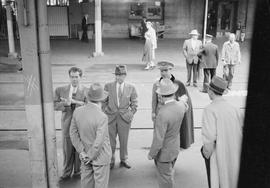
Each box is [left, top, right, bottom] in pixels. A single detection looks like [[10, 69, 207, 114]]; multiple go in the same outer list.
[[103, 65, 138, 169], [70, 83, 112, 188], [54, 67, 87, 181], [152, 61, 194, 149], [81, 14, 89, 42], [183, 29, 203, 87], [148, 78, 188, 188], [198, 34, 219, 93], [221, 33, 241, 89]]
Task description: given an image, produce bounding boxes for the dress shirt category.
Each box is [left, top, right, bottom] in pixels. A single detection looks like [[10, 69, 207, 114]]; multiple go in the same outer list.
[[116, 82, 124, 107]]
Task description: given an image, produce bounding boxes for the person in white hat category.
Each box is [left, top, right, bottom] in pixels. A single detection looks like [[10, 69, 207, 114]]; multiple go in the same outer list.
[[201, 76, 243, 188], [183, 29, 203, 87], [148, 78, 188, 188], [70, 83, 112, 188]]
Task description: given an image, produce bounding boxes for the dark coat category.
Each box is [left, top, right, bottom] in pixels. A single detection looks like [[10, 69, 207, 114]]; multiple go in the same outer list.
[[198, 42, 219, 69]]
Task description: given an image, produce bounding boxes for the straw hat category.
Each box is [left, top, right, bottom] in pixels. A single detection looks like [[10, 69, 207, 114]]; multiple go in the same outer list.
[[189, 29, 200, 35], [156, 78, 179, 95], [157, 61, 174, 70], [88, 83, 108, 102]]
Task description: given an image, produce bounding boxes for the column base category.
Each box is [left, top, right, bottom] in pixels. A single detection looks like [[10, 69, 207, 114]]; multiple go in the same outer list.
[[8, 52, 18, 59], [92, 52, 104, 57]]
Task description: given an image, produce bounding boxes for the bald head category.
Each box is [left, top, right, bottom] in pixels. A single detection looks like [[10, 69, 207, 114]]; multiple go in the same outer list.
[[229, 33, 236, 43]]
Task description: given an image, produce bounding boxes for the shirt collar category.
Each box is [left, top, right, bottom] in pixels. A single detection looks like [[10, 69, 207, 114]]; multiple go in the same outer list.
[[164, 99, 175, 104]]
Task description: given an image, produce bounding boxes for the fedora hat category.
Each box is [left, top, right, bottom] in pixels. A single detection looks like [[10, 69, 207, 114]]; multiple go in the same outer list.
[[189, 29, 200, 35], [114, 65, 127, 75], [88, 83, 108, 102], [208, 76, 228, 95], [156, 78, 179, 96], [157, 61, 174, 70]]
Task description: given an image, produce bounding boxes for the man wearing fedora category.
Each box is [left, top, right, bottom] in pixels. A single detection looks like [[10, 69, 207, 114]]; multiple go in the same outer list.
[[103, 65, 138, 169], [70, 83, 112, 188], [148, 78, 188, 188], [152, 61, 194, 149], [201, 76, 243, 188], [183, 29, 203, 87], [54, 67, 87, 181], [198, 34, 219, 93]]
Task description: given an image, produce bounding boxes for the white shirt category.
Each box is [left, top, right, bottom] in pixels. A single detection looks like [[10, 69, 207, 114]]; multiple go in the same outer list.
[[69, 85, 78, 99], [116, 82, 124, 107]]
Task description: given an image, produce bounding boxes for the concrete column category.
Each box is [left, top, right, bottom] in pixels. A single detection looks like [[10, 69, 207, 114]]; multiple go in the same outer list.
[[6, 3, 17, 58], [93, 0, 104, 56], [16, 0, 58, 187], [202, 0, 208, 44]]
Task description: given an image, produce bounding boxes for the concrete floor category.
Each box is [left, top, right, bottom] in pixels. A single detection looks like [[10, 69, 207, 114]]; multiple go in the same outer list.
[[0, 38, 250, 188]]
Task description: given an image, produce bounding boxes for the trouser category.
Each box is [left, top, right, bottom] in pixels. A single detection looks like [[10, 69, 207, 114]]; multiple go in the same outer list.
[[203, 68, 216, 91], [154, 159, 177, 188], [81, 29, 88, 42], [81, 163, 110, 188], [201, 147, 211, 188], [62, 136, 81, 177], [109, 115, 131, 164], [186, 62, 198, 84], [223, 64, 235, 89]]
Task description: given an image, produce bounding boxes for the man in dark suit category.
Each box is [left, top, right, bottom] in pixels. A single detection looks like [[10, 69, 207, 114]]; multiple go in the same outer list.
[[54, 67, 87, 181], [198, 34, 219, 93], [148, 78, 188, 188], [103, 65, 138, 169], [81, 14, 89, 42]]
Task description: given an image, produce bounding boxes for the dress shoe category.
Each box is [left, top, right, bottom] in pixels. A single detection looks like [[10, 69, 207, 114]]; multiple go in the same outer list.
[[193, 83, 198, 87], [120, 161, 131, 169], [59, 175, 70, 181], [144, 65, 150, 70], [186, 82, 190, 86], [110, 163, 115, 169]]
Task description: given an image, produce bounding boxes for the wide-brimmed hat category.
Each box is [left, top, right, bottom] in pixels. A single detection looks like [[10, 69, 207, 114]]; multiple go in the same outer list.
[[88, 83, 108, 102], [156, 78, 179, 96], [114, 65, 127, 75], [189, 29, 200, 35], [157, 61, 174, 70], [208, 76, 228, 95]]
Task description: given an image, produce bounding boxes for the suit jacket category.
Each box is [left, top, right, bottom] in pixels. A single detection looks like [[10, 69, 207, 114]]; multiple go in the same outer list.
[[54, 84, 87, 137], [183, 38, 202, 64], [103, 81, 138, 124], [81, 16, 88, 31], [70, 103, 112, 165], [149, 101, 186, 162], [221, 41, 241, 65], [198, 42, 219, 69]]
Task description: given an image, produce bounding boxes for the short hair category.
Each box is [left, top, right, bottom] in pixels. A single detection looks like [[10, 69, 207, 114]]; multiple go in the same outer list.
[[68, 67, 82, 77], [161, 93, 175, 98]]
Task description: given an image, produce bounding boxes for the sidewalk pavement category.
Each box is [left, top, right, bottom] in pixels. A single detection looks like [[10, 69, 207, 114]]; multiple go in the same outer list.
[[0, 38, 250, 188]]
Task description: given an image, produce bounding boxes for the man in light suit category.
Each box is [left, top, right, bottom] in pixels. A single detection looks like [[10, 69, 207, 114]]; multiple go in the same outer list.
[[103, 65, 138, 169], [54, 67, 87, 181], [148, 78, 188, 188], [221, 33, 241, 89], [183, 29, 203, 87], [70, 83, 112, 188], [198, 34, 219, 93]]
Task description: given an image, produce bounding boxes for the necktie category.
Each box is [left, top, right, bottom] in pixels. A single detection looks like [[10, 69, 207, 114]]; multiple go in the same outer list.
[[71, 88, 76, 111], [118, 84, 122, 106]]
